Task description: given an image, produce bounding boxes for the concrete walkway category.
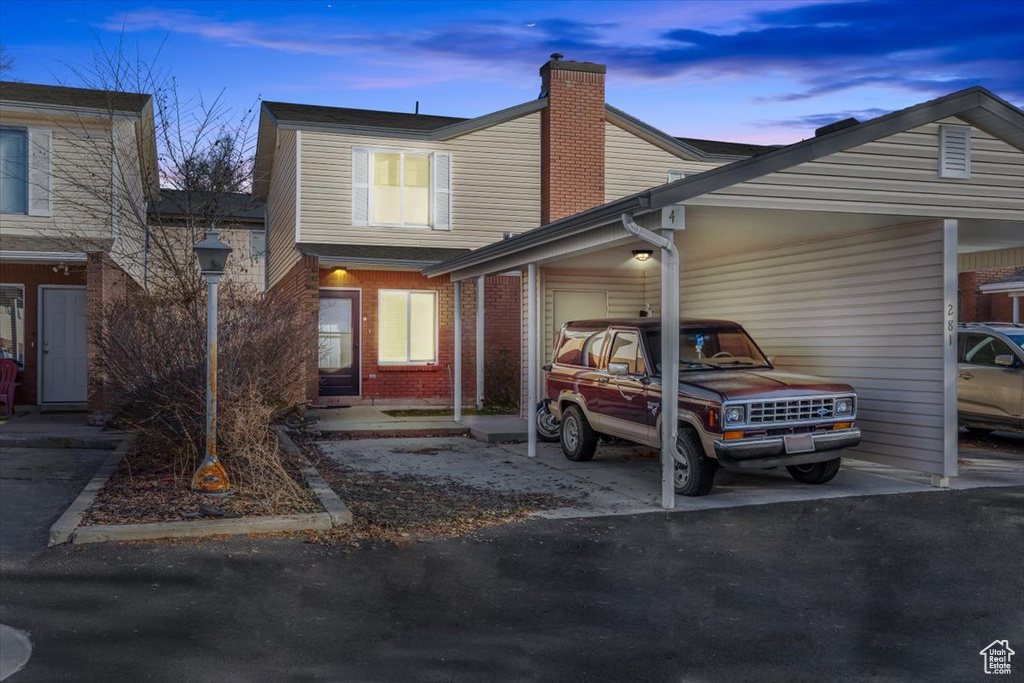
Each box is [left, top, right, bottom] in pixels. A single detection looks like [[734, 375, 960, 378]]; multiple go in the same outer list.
[[311, 406, 528, 442], [0, 413, 125, 448], [317, 436, 1023, 519]]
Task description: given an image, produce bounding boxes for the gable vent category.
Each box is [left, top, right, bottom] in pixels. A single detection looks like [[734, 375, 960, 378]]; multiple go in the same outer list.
[[939, 125, 971, 179]]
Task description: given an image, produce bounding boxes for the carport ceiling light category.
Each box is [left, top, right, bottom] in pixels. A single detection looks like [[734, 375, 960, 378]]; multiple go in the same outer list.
[[632, 249, 653, 262]]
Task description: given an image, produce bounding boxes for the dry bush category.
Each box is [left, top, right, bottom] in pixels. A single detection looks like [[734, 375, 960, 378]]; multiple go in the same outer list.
[[92, 283, 315, 499]]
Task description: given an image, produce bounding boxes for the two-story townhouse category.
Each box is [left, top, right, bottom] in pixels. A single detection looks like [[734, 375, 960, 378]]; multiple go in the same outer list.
[[0, 81, 158, 409], [147, 189, 266, 293], [255, 56, 776, 406]]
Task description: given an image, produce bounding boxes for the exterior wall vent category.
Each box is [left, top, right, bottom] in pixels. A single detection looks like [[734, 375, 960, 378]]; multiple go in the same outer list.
[[939, 124, 971, 179]]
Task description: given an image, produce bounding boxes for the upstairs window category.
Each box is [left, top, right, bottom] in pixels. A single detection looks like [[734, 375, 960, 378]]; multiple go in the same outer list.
[[0, 128, 27, 214], [352, 148, 450, 230]]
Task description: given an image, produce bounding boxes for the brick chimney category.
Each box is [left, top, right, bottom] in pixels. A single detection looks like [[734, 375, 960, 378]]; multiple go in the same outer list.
[[540, 54, 607, 224]]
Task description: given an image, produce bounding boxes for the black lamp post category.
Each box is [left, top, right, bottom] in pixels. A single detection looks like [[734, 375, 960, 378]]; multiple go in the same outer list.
[[192, 231, 233, 495]]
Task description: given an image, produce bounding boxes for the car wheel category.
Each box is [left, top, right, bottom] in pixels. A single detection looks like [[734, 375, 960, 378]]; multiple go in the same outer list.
[[673, 428, 715, 496], [560, 405, 598, 462], [535, 402, 560, 443], [786, 458, 842, 484]]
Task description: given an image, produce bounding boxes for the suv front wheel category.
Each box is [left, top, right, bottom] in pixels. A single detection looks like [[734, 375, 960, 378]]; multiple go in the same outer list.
[[674, 428, 716, 496], [560, 405, 598, 462]]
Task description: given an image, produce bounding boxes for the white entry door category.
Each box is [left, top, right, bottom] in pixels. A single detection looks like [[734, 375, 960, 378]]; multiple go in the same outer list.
[[41, 287, 88, 404]]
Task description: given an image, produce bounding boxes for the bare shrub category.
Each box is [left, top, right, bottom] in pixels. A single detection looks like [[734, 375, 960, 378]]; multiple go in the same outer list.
[[93, 282, 315, 495]]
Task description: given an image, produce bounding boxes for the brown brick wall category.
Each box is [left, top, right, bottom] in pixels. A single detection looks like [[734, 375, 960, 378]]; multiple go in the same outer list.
[[541, 61, 606, 224], [959, 268, 1020, 322], [86, 253, 143, 410], [269, 256, 321, 403], [0, 261, 88, 405], [314, 268, 520, 405]]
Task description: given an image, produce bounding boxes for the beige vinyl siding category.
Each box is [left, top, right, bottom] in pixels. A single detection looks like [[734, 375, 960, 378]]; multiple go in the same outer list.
[[695, 118, 1024, 221], [677, 220, 948, 474], [959, 246, 1024, 272], [110, 119, 147, 281], [298, 113, 540, 247], [266, 129, 299, 288], [0, 113, 113, 243], [604, 121, 720, 202]]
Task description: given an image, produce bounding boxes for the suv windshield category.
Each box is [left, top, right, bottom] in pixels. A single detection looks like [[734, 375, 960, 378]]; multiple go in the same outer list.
[[648, 327, 770, 373]]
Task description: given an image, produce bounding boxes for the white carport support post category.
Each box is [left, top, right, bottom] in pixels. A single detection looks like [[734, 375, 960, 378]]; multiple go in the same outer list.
[[660, 226, 681, 510], [527, 262, 538, 458], [938, 219, 959, 488], [1014, 296, 1021, 324], [476, 276, 485, 410], [454, 279, 462, 423]]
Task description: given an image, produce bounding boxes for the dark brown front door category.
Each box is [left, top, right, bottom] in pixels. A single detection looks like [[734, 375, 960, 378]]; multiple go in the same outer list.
[[319, 290, 359, 397]]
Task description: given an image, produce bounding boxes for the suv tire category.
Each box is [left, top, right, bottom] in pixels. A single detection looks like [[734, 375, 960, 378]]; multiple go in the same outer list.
[[674, 428, 715, 496], [560, 405, 598, 461], [786, 457, 842, 484]]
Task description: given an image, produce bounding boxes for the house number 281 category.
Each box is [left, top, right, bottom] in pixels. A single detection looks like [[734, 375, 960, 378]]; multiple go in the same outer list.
[[947, 303, 955, 346]]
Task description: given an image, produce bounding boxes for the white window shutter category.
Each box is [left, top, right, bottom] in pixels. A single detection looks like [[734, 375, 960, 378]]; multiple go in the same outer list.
[[352, 147, 370, 226], [27, 128, 52, 216], [432, 152, 451, 230], [939, 125, 971, 179], [667, 169, 686, 183]]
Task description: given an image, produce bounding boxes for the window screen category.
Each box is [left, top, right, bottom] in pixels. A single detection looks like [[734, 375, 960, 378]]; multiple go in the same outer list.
[[0, 129, 27, 215]]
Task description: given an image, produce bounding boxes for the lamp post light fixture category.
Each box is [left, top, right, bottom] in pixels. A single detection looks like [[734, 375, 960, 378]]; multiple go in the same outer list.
[[192, 230, 233, 495]]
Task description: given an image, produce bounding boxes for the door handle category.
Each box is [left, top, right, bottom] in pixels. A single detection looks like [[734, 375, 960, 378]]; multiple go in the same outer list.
[[958, 371, 973, 380], [599, 377, 610, 383]]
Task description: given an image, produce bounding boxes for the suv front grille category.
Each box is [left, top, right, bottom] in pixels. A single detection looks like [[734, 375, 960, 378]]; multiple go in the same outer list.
[[748, 397, 835, 424]]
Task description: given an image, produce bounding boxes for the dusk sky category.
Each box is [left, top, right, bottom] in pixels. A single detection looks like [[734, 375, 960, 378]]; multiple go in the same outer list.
[[1, 0, 1022, 144]]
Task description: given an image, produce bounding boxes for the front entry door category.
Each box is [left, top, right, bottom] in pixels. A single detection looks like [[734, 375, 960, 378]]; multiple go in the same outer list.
[[319, 291, 360, 396], [41, 287, 88, 404]]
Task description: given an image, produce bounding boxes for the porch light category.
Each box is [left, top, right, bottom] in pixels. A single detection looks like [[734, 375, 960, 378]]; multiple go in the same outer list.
[[632, 249, 653, 262], [191, 231, 232, 496]]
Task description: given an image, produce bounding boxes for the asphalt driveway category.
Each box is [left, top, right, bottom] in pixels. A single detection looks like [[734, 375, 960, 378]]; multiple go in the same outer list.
[[0, 448, 111, 562], [0, 487, 1020, 682]]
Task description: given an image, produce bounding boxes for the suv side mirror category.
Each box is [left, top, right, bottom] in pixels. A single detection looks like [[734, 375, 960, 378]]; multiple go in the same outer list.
[[994, 354, 1015, 368], [607, 362, 629, 376]]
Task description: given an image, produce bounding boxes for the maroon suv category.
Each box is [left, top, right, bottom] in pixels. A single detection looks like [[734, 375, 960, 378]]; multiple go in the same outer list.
[[543, 318, 862, 496]]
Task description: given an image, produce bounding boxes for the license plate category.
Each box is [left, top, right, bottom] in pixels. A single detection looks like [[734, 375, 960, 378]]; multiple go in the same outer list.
[[784, 433, 815, 454]]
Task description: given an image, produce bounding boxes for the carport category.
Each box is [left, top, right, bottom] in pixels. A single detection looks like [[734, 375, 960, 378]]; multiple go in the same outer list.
[[425, 87, 1024, 509]]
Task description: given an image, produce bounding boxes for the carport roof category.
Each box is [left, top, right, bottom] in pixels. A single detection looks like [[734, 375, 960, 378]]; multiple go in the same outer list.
[[424, 86, 1024, 279], [299, 243, 470, 269]]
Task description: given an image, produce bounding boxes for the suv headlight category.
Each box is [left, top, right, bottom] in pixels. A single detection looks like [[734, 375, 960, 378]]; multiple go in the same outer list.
[[724, 406, 745, 425], [834, 398, 854, 416]]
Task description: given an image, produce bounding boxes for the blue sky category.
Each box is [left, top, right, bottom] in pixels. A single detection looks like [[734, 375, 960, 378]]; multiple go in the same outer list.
[[2, 0, 1022, 144]]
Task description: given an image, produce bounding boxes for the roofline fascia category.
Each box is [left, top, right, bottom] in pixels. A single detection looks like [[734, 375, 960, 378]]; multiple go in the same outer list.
[[604, 104, 747, 163], [272, 98, 547, 141], [0, 250, 88, 263], [252, 103, 280, 202], [425, 87, 1023, 279], [978, 281, 1024, 293], [0, 101, 144, 120], [315, 255, 454, 270]]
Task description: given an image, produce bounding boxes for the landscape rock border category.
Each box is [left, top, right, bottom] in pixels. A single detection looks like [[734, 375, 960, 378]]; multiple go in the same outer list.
[[48, 429, 352, 546]]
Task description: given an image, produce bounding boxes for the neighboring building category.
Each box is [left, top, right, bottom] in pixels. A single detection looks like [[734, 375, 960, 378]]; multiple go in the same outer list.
[[255, 56, 775, 405], [147, 189, 266, 292], [959, 266, 1024, 323], [0, 81, 159, 409]]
